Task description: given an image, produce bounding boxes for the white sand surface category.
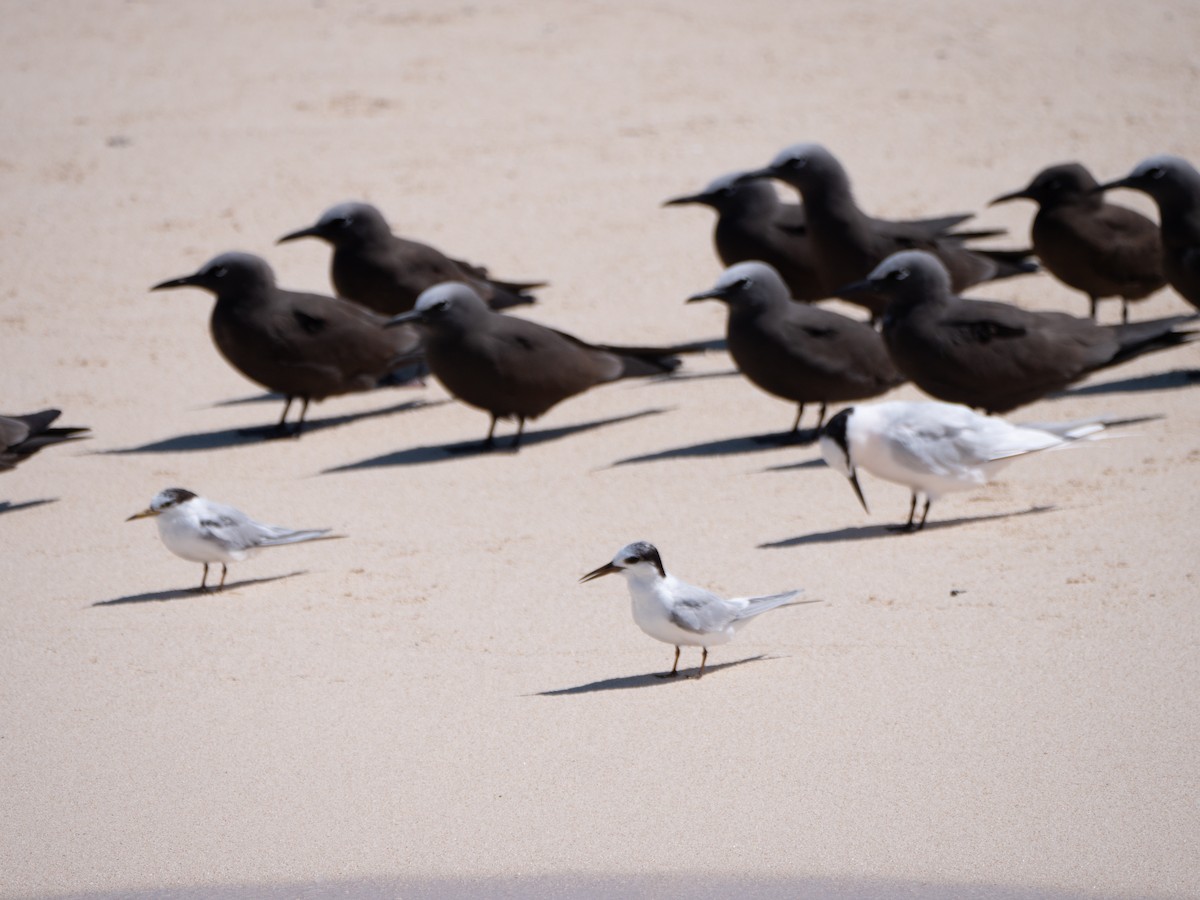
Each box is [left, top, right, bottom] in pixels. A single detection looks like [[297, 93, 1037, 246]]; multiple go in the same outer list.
[[2, 2, 1198, 897]]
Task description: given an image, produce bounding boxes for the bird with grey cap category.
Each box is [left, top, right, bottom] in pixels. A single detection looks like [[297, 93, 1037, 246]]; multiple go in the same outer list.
[[152, 252, 424, 437], [819, 400, 1142, 532], [990, 162, 1165, 322], [687, 261, 904, 437], [386, 282, 695, 450], [0, 409, 89, 472], [580, 541, 802, 679], [664, 171, 827, 300], [278, 201, 543, 315], [737, 143, 1037, 319], [844, 250, 1196, 414], [126, 487, 340, 592], [1094, 156, 1200, 312]]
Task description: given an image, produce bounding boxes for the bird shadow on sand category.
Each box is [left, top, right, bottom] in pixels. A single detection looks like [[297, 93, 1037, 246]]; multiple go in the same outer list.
[[323, 408, 671, 472], [638, 367, 741, 385], [99, 400, 439, 454], [535, 655, 773, 695], [612, 428, 819, 465], [0, 498, 58, 515], [90, 572, 304, 606], [1057, 367, 1200, 399], [760, 505, 1058, 548]]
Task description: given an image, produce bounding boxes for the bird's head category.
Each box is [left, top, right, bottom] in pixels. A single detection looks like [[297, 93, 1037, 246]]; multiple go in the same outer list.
[[150, 252, 274, 297], [277, 201, 389, 247], [126, 487, 198, 521], [579, 541, 666, 583]]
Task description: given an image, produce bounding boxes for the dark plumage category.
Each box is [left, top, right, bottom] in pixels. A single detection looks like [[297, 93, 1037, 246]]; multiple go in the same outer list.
[[0, 410, 89, 472], [1095, 155, 1200, 313], [687, 262, 904, 435], [846, 251, 1196, 413], [151, 252, 424, 436], [991, 162, 1165, 321], [665, 172, 826, 301], [278, 201, 543, 314], [738, 143, 1037, 319], [386, 283, 686, 450]]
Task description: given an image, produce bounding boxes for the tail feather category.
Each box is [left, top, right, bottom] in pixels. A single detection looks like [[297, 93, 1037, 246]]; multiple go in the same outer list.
[[1109, 317, 1198, 367], [258, 529, 344, 548], [977, 248, 1040, 280], [736, 589, 803, 620]]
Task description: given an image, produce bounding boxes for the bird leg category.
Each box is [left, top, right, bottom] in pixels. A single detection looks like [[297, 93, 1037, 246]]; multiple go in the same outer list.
[[1121, 299, 1130, 325], [814, 402, 827, 431], [791, 404, 805, 433], [218, 563, 228, 590], [197, 563, 210, 592], [511, 417, 526, 451], [292, 398, 311, 438], [655, 645, 681, 679], [1089, 295, 1099, 320], [888, 492, 920, 533], [697, 647, 709, 679], [483, 415, 498, 450], [914, 497, 932, 531]]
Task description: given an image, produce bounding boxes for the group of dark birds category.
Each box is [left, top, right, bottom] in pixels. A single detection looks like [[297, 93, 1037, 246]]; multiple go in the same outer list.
[[8, 145, 1200, 537]]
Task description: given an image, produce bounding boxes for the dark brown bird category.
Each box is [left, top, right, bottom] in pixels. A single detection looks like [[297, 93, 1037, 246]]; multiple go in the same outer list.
[[686, 262, 904, 437], [0, 409, 89, 472], [152, 252, 424, 436], [990, 162, 1165, 322], [386, 283, 686, 450], [664, 172, 827, 300], [844, 251, 1195, 414], [1095, 155, 1200, 313], [278, 201, 543, 314], [737, 143, 1037, 320]]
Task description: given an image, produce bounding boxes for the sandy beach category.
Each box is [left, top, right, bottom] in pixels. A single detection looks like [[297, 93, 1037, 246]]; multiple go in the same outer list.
[[3, 2, 1199, 897]]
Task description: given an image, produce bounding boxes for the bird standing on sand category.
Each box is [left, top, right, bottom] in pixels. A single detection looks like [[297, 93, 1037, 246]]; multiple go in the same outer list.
[[278, 201, 543, 314], [990, 162, 1165, 322], [152, 252, 424, 437], [1095, 155, 1200, 312], [687, 262, 904, 437], [0, 409, 89, 472], [843, 251, 1195, 414], [819, 400, 1136, 532], [580, 541, 802, 678], [386, 282, 690, 451], [664, 171, 827, 300], [126, 487, 339, 591], [737, 143, 1036, 319]]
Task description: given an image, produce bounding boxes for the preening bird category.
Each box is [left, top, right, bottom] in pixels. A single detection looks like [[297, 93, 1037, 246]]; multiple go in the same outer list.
[[819, 400, 1143, 532]]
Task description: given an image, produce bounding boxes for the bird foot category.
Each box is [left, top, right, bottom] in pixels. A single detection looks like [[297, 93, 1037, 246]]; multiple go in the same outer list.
[[885, 523, 919, 534], [654, 671, 679, 679]]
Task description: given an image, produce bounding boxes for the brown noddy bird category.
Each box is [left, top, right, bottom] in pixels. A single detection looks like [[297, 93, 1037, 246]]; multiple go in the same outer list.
[[737, 143, 1037, 319], [151, 252, 424, 436], [686, 261, 905, 436], [277, 201, 543, 314], [990, 162, 1165, 322], [664, 172, 827, 300], [386, 282, 690, 450], [0, 409, 89, 472], [841, 250, 1196, 414], [1094, 155, 1200, 313], [665, 170, 1005, 304]]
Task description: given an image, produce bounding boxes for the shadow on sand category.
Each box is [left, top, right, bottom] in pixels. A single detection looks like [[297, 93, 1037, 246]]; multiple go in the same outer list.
[[325, 408, 670, 472], [612, 428, 820, 465], [535, 655, 772, 696], [1057, 367, 1200, 399], [759, 505, 1058, 548], [101, 400, 437, 454], [90, 572, 304, 607], [0, 498, 58, 515]]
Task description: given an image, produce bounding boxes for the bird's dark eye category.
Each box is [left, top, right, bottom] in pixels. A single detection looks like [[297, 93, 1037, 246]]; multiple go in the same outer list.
[[329, 217, 350, 229], [624, 556, 639, 565], [735, 277, 751, 289], [887, 268, 909, 281], [716, 186, 734, 197], [430, 299, 450, 313], [785, 157, 806, 170], [211, 266, 228, 279], [1148, 167, 1165, 180]]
